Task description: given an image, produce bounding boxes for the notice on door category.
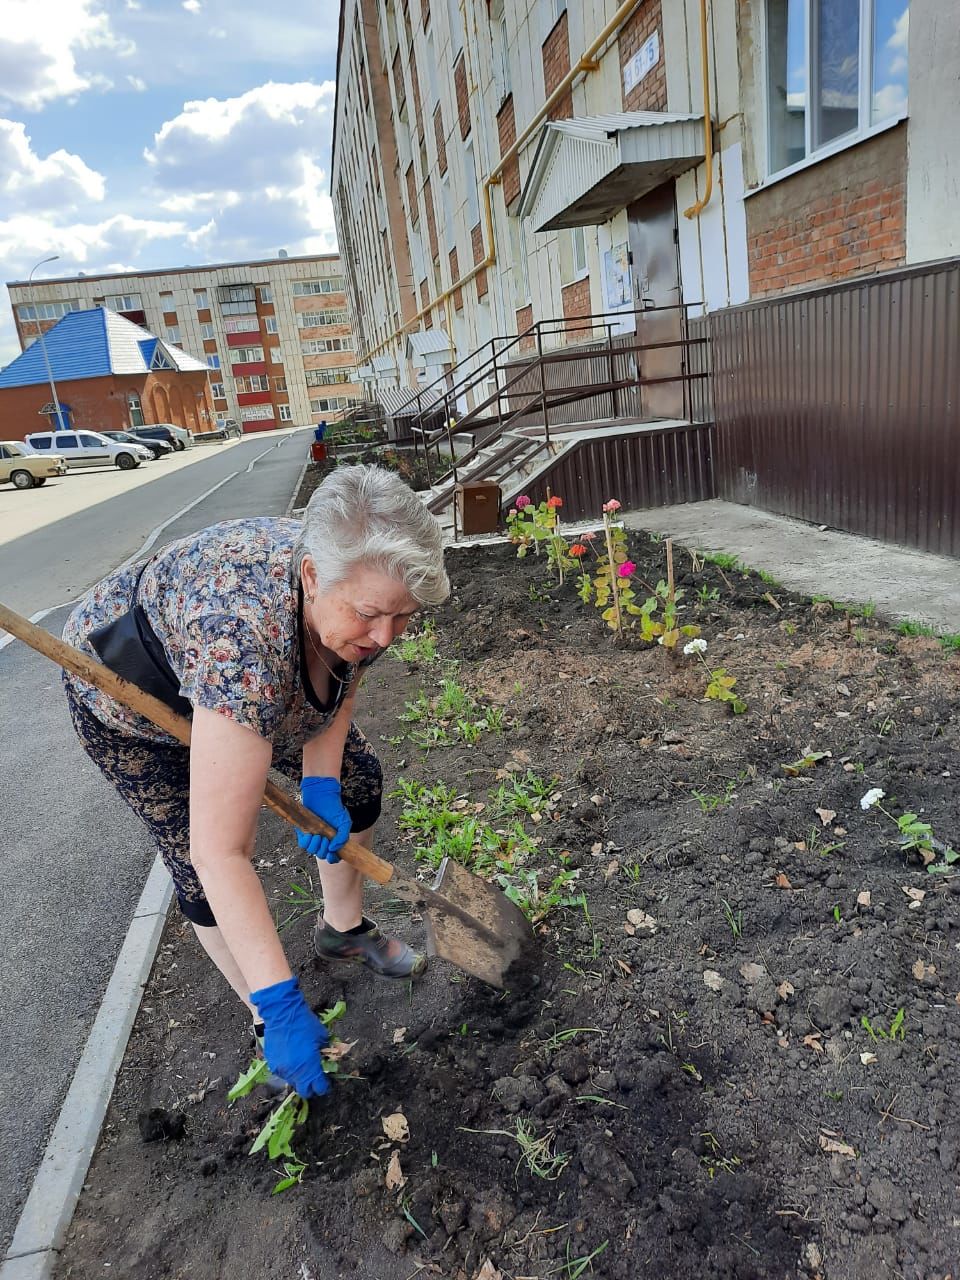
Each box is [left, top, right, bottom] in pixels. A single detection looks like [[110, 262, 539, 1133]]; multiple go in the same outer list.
[[623, 30, 659, 96]]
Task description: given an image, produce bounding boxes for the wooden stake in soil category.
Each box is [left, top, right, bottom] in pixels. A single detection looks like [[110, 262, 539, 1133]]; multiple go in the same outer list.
[[665, 538, 675, 602]]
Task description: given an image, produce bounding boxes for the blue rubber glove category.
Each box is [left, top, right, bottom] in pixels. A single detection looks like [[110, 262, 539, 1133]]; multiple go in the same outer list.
[[297, 775, 351, 863], [249, 976, 330, 1098]]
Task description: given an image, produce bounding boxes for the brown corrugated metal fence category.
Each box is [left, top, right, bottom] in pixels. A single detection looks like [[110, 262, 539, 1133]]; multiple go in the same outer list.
[[711, 258, 960, 556]]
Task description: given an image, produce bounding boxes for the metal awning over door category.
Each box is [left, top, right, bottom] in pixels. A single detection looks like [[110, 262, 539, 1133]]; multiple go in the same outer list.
[[517, 112, 708, 232]]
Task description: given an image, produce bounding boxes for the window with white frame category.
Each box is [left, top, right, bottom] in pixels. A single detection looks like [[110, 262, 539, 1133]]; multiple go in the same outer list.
[[194, 289, 209, 309], [232, 346, 264, 363], [292, 278, 346, 295], [18, 299, 81, 321], [199, 323, 215, 339], [235, 374, 271, 393], [572, 225, 587, 276], [541, 0, 567, 37], [268, 345, 282, 364], [509, 218, 530, 305], [239, 404, 274, 421], [310, 396, 350, 413], [264, 316, 279, 334], [210, 381, 225, 398], [301, 337, 354, 354], [165, 325, 181, 344], [207, 354, 221, 369], [491, 7, 512, 101], [224, 315, 260, 334], [464, 140, 480, 230], [103, 293, 142, 312], [297, 310, 349, 327], [258, 285, 273, 303], [305, 367, 353, 386], [766, 0, 908, 178], [273, 375, 288, 392], [278, 404, 293, 422]]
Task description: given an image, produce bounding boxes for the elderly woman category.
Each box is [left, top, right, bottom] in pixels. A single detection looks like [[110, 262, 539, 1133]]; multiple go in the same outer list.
[[62, 465, 449, 1098]]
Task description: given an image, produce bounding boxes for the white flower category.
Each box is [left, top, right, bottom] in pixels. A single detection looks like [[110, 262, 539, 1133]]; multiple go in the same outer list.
[[860, 788, 885, 810], [683, 638, 708, 656]]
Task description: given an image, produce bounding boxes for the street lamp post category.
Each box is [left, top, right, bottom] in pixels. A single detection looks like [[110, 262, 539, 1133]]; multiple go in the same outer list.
[[28, 255, 67, 432]]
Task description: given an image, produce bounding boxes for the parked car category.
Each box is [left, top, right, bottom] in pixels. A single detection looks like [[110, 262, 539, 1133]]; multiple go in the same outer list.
[[194, 419, 243, 443], [130, 424, 192, 452], [0, 439, 68, 489], [101, 430, 173, 458], [26, 430, 151, 471]]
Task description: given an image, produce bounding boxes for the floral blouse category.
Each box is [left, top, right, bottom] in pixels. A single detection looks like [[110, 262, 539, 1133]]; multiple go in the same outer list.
[[63, 517, 363, 756]]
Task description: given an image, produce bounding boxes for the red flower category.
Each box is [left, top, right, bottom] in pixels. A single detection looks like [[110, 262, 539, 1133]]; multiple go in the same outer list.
[[546, 496, 563, 509], [569, 544, 587, 557]]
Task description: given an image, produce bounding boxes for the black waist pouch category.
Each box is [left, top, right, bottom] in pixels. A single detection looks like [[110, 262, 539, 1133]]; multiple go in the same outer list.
[[88, 564, 193, 719]]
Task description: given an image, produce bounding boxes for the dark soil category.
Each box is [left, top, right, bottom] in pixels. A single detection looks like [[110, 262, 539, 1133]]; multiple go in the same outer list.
[[297, 447, 444, 508], [56, 531, 960, 1280]]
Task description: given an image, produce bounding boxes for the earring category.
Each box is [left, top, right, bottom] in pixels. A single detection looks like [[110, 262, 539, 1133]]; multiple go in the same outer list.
[[306, 593, 315, 604]]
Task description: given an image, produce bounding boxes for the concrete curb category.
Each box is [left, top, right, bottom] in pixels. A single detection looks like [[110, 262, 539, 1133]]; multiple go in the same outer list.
[[285, 445, 312, 518], [1, 858, 172, 1279]]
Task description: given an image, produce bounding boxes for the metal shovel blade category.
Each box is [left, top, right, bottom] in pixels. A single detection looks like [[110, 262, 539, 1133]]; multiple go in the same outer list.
[[422, 856, 534, 989]]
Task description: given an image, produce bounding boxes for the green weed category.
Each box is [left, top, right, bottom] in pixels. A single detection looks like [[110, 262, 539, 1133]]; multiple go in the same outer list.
[[389, 618, 438, 665], [720, 899, 744, 939], [491, 769, 559, 817], [692, 779, 738, 812], [459, 1118, 570, 1181], [701, 551, 742, 572], [861, 1008, 906, 1042]]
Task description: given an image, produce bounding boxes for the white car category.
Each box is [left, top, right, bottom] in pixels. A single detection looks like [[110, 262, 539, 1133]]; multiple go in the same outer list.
[[25, 429, 152, 471]]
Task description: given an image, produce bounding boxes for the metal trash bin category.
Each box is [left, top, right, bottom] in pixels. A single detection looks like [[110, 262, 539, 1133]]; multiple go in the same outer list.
[[455, 481, 501, 535], [311, 441, 328, 462]]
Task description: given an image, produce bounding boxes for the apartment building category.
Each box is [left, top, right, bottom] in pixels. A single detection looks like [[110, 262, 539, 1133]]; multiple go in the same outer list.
[[331, 0, 950, 403], [7, 254, 361, 432]]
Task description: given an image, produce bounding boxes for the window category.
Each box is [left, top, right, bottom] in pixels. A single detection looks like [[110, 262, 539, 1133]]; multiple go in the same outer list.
[[165, 325, 181, 344], [297, 310, 349, 328], [258, 285, 273, 303], [30, 436, 51, 449], [305, 367, 353, 386], [310, 396, 350, 413], [292, 278, 346, 295], [766, 0, 908, 177], [194, 289, 209, 309], [441, 173, 455, 250], [493, 12, 512, 99], [78, 434, 101, 447], [210, 381, 225, 399], [239, 404, 274, 421], [268, 345, 282, 364], [272, 375, 288, 392], [232, 346, 265, 363], [199, 323, 215, 340], [447, 0, 464, 52], [128, 392, 144, 427], [58, 434, 79, 448], [278, 404, 293, 422], [464, 141, 480, 230], [264, 316, 279, 334], [103, 293, 142, 312], [510, 218, 530, 304], [301, 337, 354, 354], [572, 225, 587, 276], [541, 0, 566, 36], [17, 299, 81, 322], [207, 354, 221, 370], [224, 315, 260, 334], [235, 374, 271, 393]]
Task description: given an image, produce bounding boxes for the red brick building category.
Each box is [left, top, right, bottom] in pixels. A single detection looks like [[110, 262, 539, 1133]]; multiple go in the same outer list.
[[0, 307, 215, 441]]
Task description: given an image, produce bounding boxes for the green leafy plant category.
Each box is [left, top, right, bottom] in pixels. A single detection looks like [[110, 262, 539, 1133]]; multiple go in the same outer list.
[[692, 779, 738, 812], [490, 770, 559, 817], [861, 1008, 906, 1042], [506, 495, 572, 582], [720, 899, 744, 939], [683, 639, 747, 714], [701, 551, 743, 572], [390, 618, 438, 665], [697, 584, 721, 604], [860, 788, 959, 872], [496, 864, 585, 925]]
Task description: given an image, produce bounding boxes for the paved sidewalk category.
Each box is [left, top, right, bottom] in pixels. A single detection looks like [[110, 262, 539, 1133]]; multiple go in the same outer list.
[[624, 499, 960, 633]]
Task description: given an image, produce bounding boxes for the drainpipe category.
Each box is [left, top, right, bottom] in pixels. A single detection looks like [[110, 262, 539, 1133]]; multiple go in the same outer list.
[[683, 0, 714, 219], [358, 0, 646, 364]]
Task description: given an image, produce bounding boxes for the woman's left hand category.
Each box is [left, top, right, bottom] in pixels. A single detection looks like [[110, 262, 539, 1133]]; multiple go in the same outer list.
[[297, 775, 352, 862]]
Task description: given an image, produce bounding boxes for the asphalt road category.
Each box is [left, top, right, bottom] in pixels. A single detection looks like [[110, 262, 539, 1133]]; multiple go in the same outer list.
[[0, 428, 311, 1252]]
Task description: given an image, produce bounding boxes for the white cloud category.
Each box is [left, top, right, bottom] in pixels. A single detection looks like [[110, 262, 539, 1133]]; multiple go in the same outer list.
[[873, 83, 908, 119], [182, 0, 202, 11], [888, 8, 909, 52], [126, 74, 147, 92], [0, 119, 105, 211], [0, 0, 135, 110]]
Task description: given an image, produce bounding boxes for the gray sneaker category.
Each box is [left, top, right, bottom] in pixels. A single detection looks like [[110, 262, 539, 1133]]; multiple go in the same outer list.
[[313, 917, 427, 979]]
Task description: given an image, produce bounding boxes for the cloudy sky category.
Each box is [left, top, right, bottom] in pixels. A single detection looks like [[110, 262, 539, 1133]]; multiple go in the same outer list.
[[0, 0, 340, 363]]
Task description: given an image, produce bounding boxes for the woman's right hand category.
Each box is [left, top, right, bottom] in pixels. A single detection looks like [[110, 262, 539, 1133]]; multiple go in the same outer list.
[[250, 976, 330, 1098]]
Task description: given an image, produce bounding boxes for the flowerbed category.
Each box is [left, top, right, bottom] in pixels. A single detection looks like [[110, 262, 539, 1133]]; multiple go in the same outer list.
[[56, 513, 960, 1280]]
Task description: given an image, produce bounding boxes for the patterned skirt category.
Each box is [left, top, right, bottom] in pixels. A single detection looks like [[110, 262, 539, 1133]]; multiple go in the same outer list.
[[64, 680, 383, 927]]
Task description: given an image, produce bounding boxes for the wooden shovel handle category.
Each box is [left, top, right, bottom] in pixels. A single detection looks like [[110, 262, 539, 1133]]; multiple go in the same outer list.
[[0, 601, 394, 886]]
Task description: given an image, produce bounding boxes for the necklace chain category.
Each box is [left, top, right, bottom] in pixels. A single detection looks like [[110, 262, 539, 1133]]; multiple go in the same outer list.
[[303, 614, 353, 689]]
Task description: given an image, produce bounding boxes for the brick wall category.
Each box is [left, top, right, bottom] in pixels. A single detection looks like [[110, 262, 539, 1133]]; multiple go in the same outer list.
[[516, 303, 535, 352], [434, 104, 447, 176], [542, 10, 573, 122], [471, 222, 488, 298], [747, 126, 906, 297], [496, 96, 521, 209], [561, 278, 591, 331], [454, 52, 470, 139], [619, 0, 666, 112], [0, 370, 214, 440], [449, 247, 463, 310]]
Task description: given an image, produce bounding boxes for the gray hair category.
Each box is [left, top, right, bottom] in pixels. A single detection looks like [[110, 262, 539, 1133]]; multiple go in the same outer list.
[[294, 463, 450, 606]]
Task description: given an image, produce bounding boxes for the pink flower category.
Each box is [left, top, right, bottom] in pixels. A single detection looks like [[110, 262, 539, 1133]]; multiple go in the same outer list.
[[603, 499, 622, 513], [617, 561, 636, 577], [515, 495, 532, 509], [582, 531, 597, 541]]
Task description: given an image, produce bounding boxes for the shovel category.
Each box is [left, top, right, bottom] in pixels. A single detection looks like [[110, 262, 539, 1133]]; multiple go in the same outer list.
[[0, 601, 533, 989]]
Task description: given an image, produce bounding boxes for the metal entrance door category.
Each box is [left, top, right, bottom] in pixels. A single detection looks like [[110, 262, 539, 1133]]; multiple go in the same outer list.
[[627, 184, 684, 419]]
